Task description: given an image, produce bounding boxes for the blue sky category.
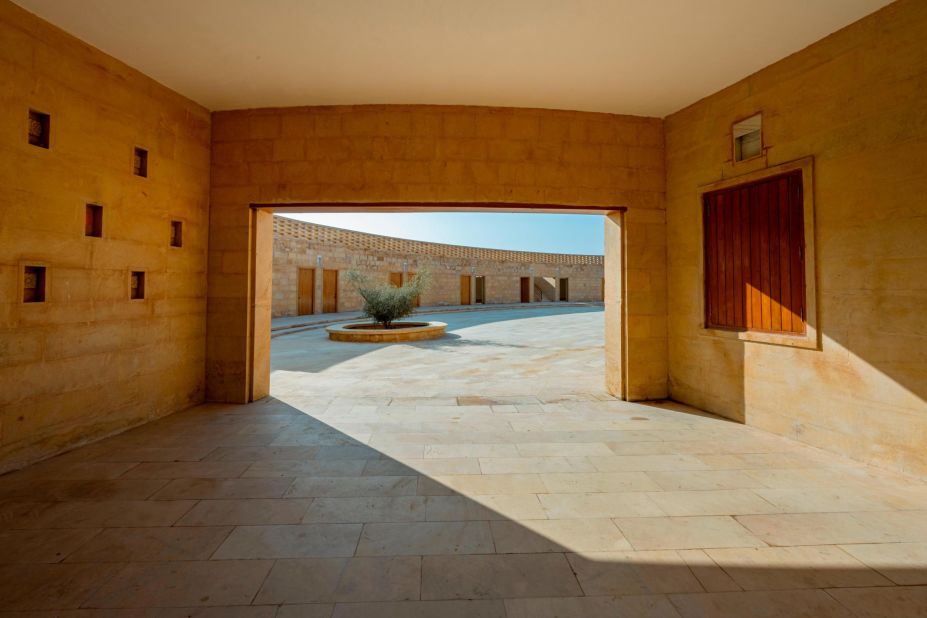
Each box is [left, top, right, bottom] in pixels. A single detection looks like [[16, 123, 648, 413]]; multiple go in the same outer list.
[[281, 212, 604, 255]]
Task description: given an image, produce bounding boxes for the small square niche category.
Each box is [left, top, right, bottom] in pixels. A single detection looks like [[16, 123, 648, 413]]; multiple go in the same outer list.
[[733, 113, 762, 162], [130, 271, 146, 300], [28, 110, 50, 148], [85, 204, 103, 237], [23, 265, 46, 303], [134, 147, 148, 177], [170, 220, 183, 247]]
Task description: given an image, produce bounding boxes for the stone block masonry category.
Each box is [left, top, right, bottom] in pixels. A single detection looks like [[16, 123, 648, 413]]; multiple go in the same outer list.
[[0, 1, 211, 472], [272, 217, 604, 316]]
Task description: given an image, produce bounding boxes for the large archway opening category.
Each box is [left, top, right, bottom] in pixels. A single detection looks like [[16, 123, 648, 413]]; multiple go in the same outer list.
[[244, 202, 627, 405]]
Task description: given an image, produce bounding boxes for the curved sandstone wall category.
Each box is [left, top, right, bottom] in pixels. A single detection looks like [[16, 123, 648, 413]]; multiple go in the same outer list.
[[273, 216, 604, 316]]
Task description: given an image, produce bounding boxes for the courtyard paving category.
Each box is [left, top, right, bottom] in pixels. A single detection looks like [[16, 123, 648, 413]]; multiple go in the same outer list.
[[1, 306, 926, 616]]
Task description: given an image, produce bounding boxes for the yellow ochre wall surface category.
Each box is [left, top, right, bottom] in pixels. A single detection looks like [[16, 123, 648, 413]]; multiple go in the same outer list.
[[208, 105, 667, 404], [665, 0, 927, 476], [0, 1, 211, 472]]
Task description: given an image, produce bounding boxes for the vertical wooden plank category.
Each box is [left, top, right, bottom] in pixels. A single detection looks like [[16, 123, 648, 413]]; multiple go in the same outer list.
[[758, 184, 772, 330], [740, 185, 752, 329], [460, 275, 471, 305], [389, 272, 402, 287], [767, 179, 782, 332], [718, 193, 730, 326], [297, 268, 314, 315], [790, 172, 806, 332], [702, 194, 718, 326], [749, 185, 764, 330], [731, 188, 743, 328], [713, 195, 722, 326], [778, 177, 794, 332], [725, 191, 736, 326], [322, 269, 338, 313]]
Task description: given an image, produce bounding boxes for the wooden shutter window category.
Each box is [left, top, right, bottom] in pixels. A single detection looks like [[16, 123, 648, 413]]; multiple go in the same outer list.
[[703, 170, 805, 334]]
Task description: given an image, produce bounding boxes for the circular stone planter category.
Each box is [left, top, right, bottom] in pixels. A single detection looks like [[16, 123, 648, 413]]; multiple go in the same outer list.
[[326, 321, 447, 343]]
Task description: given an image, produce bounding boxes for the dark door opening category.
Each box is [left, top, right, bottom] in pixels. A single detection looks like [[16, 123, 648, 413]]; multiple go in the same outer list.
[[475, 276, 486, 304], [322, 269, 338, 313], [298, 267, 315, 315], [520, 277, 531, 303], [559, 277, 569, 301], [460, 275, 471, 305]]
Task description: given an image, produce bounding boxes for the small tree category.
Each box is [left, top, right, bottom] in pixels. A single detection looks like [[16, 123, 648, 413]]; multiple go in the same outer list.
[[345, 268, 432, 329]]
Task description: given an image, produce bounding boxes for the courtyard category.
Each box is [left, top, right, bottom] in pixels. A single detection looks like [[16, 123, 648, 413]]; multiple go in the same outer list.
[[1, 306, 925, 615]]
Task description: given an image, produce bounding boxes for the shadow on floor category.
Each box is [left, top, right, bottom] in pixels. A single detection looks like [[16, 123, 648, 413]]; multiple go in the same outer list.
[[0, 393, 922, 616]]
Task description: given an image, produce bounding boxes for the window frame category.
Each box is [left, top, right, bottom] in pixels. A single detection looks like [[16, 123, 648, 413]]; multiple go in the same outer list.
[[697, 157, 819, 350]]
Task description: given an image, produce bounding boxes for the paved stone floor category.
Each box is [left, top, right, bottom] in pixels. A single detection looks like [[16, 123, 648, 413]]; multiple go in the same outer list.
[[1, 307, 926, 616]]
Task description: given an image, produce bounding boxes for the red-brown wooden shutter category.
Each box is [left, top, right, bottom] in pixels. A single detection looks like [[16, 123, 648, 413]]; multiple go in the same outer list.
[[704, 171, 805, 334]]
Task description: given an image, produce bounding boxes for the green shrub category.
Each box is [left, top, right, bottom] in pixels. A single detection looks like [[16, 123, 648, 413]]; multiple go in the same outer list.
[[345, 268, 432, 329]]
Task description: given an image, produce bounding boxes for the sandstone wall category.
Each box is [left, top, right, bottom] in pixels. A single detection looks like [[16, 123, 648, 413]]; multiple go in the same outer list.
[[210, 105, 666, 403], [664, 0, 927, 476], [0, 1, 211, 472], [272, 217, 604, 315]]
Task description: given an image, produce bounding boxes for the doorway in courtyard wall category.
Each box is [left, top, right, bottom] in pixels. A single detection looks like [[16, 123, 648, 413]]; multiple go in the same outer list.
[[256, 204, 621, 405]]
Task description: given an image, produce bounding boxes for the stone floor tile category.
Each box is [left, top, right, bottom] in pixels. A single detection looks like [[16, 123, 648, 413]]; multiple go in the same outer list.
[[331, 556, 421, 602], [588, 454, 710, 472], [668, 589, 855, 617], [286, 476, 418, 498], [254, 556, 420, 604], [355, 521, 493, 555], [848, 511, 927, 542], [424, 494, 546, 521], [614, 516, 765, 551], [242, 460, 368, 478], [9, 607, 282, 617], [83, 560, 273, 608], [754, 488, 902, 513], [253, 558, 345, 604], [303, 496, 426, 523], [1, 500, 197, 529], [276, 605, 338, 618], [477, 457, 595, 475], [705, 545, 893, 590], [504, 594, 683, 618], [332, 599, 507, 618], [646, 490, 780, 516], [736, 512, 927, 546], [429, 474, 546, 495], [676, 549, 742, 592], [421, 553, 583, 599], [0, 563, 122, 610], [0, 528, 100, 563], [645, 471, 762, 491], [7, 461, 138, 481], [91, 446, 217, 462], [490, 518, 631, 553], [63, 526, 233, 562], [151, 478, 295, 500], [423, 444, 519, 459], [515, 443, 614, 457], [745, 468, 881, 489], [839, 542, 927, 584], [539, 492, 664, 518], [203, 446, 320, 462], [567, 551, 704, 595], [540, 472, 661, 493], [119, 461, 250, 479], [827, 586, 927, 617], [176, 498, 313, 526], [212, 523, 362, 559], [364, 458, 482, 476], [0, 479, 168, 502]]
